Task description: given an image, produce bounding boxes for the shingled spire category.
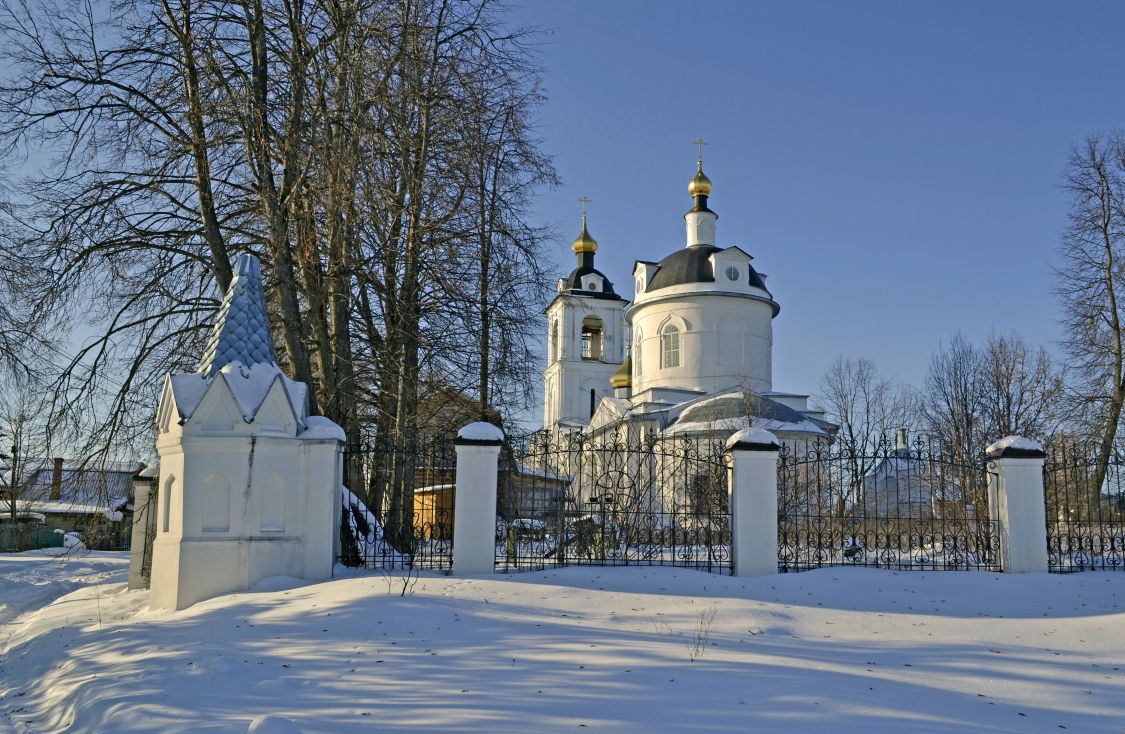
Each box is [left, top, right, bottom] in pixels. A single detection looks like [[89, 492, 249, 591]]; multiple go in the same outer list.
[[198, 254, 279, 377]]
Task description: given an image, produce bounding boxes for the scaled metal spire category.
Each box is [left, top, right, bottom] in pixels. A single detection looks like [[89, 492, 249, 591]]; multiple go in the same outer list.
[[198, 254, 279, 377]]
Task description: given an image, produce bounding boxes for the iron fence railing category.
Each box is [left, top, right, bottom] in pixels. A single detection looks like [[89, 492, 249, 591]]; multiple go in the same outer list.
[[1044, 441, 1125, 573], [340, 438, 457, 572], [778, 437, 1000, 572], [498, 432, 731, 574]]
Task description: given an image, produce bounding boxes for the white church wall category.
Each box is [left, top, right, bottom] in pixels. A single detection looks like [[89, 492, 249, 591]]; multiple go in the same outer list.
[[544, 293, 626, 427], [630, 293, 773, 396]]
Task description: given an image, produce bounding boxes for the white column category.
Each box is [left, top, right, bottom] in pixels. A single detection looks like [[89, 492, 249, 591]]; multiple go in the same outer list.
[[452, 422, 504, 575], [986, 436, 1048, 573], [725, 428, 779, 577]]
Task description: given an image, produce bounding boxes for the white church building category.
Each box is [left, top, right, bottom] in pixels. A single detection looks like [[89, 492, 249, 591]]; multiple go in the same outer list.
[[543, 154, 832, 444]]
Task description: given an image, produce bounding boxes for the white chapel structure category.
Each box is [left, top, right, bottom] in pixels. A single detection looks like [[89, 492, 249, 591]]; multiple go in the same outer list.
[[150, 255, 343, 610], [543, 151, 831, 442]]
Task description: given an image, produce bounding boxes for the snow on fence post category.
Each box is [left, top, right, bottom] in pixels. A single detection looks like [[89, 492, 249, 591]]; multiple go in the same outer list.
[[452, 422, 504, 575], [986, 436, 1048, 574], [725, 428, 780, 577]]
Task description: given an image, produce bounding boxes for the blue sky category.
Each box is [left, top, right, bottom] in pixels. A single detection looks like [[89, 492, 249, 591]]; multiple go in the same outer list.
[[509, 1, 1125, 405]]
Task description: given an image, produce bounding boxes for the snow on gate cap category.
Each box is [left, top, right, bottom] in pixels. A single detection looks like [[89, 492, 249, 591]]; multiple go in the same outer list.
[[985, 435, 1045, 459], [456, 421, 504, 445], [725, 427, 780, 452]]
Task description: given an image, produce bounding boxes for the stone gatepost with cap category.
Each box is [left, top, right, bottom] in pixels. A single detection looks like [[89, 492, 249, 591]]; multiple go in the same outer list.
[[725, 427, 780, 577], [452, 422, 504, 575], [149, 255, 345, 610], [986, 435, 1049, 573]]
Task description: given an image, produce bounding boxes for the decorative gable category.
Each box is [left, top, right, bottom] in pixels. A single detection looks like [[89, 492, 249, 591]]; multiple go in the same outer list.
[[187, 376, 244, 435], [250, 377, 299, 436]]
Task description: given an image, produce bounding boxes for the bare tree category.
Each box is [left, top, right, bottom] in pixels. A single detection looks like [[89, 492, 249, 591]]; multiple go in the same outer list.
[[978, 331, 1063, 444], [1055, 132, 1125, 492], [0, 0, 555, 504], [816, 355, 917, 512], [0, 377, 49, 521], [923, 334, 983, 458]]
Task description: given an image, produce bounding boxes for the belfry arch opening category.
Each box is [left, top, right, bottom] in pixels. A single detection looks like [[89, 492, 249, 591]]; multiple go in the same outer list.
[[581, 316, 604, 360]]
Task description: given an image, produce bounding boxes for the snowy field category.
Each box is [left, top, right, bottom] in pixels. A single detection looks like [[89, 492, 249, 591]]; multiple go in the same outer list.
[[2, 551, 1124, 733]]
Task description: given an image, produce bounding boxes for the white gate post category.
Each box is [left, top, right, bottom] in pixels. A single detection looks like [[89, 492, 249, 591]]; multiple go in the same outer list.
[[127, 466, 159, 590], [452, 422, 503, 575], [985, 436, 1048, 573], [725, 428, 780, 577]]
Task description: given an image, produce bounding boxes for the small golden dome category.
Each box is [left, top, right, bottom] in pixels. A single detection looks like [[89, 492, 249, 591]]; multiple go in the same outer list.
[[688, 162, 713, 198], [610, 349, 632, 389], [572, 218, 598, 254]]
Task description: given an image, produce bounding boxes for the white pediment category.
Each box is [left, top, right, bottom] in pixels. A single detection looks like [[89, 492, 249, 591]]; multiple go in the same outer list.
[[184, 375, 245, 435], [156, 375, 179, 434], [249, 377, 300, 436]]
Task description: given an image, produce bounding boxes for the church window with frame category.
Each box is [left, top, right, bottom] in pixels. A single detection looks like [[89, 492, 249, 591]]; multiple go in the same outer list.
[[660, 324, 680, 369], [581, 316, 604, 360]]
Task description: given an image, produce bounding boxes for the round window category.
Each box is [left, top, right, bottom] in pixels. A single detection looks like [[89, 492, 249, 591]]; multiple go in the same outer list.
[[636, 277, 644, 293], [725, 266, 739, 282]]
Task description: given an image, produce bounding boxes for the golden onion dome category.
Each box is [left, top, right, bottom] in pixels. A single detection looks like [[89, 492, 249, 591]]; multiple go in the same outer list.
[[610, 349, 632, 389], [571, 217, 598, 254], [688, 162, 713, 198]]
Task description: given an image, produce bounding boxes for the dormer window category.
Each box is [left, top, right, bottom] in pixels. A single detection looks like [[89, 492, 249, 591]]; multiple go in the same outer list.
[[725, 266, 739, 282], [581, 274, 602, 292], [581, 316, 604, 360]]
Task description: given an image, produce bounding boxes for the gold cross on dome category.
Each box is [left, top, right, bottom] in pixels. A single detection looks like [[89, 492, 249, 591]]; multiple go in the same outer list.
[[693, 137, 708, 163], [578, 196, 591, 220]]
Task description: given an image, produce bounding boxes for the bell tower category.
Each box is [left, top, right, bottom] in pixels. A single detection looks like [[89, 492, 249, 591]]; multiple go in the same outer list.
[[543, 199, 628, 429]]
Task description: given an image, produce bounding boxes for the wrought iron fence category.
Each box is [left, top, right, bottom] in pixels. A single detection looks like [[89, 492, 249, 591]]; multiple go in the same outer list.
[[498, 432, 731, 574], [137, 483, 158, 580], [340, 438, 457, 572], [778, 437, 999, 572], [1044, 441, 1125, 572]]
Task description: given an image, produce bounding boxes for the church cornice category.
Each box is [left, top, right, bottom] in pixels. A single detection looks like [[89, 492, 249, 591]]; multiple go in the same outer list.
[[545, 291, 630, 314], [625, 289, 780, 322]]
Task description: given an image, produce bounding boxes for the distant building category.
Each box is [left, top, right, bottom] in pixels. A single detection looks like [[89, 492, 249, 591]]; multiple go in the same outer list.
[[542, 154, 832, 445], [860, 438, 970, 521], [0, 457, 144, 546]]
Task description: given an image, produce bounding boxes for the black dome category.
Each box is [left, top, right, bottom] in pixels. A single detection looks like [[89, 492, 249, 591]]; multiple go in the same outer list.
[[562, 266, 622, 299], [646, 245, 769, 292]]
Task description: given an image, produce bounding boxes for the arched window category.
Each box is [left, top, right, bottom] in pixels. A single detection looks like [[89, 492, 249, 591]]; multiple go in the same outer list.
[[633, 329, 643, 377], [661, 324, 680, 369], [581, 316, 604, 361]]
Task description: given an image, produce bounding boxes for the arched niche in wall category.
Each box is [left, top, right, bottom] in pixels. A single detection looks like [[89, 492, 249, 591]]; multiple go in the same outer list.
[[261, 471, 286, 532], [718, 317, 743, 368], [201, 472, 231, 532], [162, 474, 176, 533]]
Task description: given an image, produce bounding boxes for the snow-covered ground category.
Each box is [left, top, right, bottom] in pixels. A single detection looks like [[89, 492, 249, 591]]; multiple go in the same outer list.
[[2, 551, 1123, 733]]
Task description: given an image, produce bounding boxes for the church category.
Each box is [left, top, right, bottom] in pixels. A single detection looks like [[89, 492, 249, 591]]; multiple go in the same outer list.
[[542, 151, 832, 444]]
